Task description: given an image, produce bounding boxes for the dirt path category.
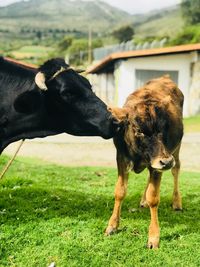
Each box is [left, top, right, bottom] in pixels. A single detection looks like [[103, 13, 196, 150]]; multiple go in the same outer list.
[[2, 133, 200, 171]]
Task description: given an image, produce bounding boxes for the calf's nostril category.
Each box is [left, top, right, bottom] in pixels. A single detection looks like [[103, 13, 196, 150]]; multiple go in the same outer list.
[[159, 160, 166, 166], [160, 157, 174, 169]]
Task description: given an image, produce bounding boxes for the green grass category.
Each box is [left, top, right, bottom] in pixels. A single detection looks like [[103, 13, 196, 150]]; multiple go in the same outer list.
[[10, 45, 53, 60], [184, 115, 200, 133], [0, 155, 200, 266]]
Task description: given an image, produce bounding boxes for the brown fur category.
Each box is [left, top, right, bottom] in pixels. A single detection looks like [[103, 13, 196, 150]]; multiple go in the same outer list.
[[105, 76, 184, 249]]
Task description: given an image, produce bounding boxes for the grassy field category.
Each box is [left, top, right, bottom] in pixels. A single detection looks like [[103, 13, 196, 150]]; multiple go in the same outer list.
[[184, 115, 200, 133], [9, 45, 53, 62], [0, 155, 200, 266]]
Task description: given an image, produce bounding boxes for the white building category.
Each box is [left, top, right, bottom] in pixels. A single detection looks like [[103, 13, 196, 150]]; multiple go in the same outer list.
[[87, 43, 200, 117]]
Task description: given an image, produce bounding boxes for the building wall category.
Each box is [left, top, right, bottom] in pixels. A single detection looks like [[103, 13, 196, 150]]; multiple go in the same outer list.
[[189, 61, 200, 115], [89, 52, 200, 117], [115, 53, 196, 117], [88, 73, 115, 105]]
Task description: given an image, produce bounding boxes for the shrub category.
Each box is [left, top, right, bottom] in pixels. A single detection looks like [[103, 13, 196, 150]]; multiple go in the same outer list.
[[169, 25, 200, 45]]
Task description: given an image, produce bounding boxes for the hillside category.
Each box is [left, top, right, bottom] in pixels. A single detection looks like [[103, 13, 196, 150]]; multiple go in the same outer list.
[[0, 0, 186, 65], [0, 0, 132, 34], [132, 5, 184, 38], [0, 0, 184, 42]]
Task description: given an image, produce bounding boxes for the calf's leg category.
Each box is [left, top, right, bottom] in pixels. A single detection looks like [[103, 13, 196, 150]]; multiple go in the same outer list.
[[140, 176, 150, 208], [141, 145, 182, 211], [146, 169, 162, 249], [172, 145, 182, 210], [105, 152, 129, 235]]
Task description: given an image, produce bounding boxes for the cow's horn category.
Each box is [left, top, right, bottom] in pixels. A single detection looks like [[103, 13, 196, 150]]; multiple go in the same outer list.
[[35, 72, 48, 91]]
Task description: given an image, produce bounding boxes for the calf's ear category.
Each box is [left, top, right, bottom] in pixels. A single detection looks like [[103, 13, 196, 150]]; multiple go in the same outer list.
[[108, 107, 129, 122], [14, 90, 42, 114]]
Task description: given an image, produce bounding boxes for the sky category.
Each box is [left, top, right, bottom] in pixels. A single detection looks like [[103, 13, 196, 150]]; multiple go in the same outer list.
[[0, 0, 181, 14]]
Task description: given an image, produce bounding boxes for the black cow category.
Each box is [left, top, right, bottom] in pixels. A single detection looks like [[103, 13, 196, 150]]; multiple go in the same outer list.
[[0, 57, 118, 153]]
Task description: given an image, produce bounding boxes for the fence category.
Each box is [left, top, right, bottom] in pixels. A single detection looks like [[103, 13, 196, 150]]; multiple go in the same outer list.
[[68, 38, 167, 64], [67, 38, 167, 65], [93, 38, 167, 61]]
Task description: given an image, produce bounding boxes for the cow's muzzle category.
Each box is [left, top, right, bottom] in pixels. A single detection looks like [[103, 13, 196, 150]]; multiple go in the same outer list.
[[112, 117, 123, 133], [100, 116, 122, 139]]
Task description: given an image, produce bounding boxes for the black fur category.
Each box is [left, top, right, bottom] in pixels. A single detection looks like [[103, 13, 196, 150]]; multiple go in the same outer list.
[[0, 57, 117, 152], [38, 58, 69, 81]]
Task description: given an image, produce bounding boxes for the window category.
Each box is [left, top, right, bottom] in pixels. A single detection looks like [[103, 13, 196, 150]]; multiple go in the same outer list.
[[135, 69, 179, 88]]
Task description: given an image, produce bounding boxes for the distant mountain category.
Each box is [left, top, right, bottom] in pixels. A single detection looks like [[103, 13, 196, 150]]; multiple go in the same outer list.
[[0, 0, 132, 33], [0, 0, 184, 47]]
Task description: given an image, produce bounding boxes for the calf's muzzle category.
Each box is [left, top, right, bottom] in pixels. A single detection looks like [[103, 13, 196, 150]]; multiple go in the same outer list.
[[151, 155, 175, 171]]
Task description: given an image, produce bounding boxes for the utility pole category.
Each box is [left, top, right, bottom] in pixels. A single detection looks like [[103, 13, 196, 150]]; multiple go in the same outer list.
[[88, 26, 92, 64]]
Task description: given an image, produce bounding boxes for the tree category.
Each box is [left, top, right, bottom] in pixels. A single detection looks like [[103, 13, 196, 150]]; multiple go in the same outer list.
[[36, 30, 42, 40], [181, 0, 200, 25], [57, 36, 73, 53], [67, 39, 88, 65], [68, 38, 103, 66], [112, 25, 134, 43]]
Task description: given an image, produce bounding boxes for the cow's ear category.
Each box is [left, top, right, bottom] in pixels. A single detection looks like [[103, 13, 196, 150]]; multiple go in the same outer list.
[[108, 107, 129, 123], [14, 90, 42, 114]]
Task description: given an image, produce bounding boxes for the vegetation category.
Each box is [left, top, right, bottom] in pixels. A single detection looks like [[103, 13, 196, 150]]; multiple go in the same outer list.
[[134, 7, 184, 39], [0, 155, 199, 266], [1, 0, 200, 65], [67, 38, 103, 65], [184, 115, 200, 132], [0, 0, 131, 65], [7, 45, 53, 64], [0, 0, 132, 39], [112, 25, 134, 43], [165, 0, 200, 46], [169, 25, 200, 46], [133, 1, 200, 47], [56, 36, 73, 57], [181, 0, 200, 25]]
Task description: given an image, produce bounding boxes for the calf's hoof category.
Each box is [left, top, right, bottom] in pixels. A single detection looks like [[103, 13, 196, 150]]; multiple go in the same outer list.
[[173, 206, 182, 211], [147, 237, 159, 249], [172, 194, 182, 211], [172, 202, 182, 211], [105, 225, 117, 236]]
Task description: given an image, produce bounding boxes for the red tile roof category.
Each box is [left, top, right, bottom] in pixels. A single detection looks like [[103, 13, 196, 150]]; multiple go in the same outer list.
[[87, 43, 200, 74], [5, 57, 37, 69]]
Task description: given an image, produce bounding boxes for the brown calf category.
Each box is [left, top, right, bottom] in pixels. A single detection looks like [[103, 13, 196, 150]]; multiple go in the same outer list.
[[105, 75, 184, 249]]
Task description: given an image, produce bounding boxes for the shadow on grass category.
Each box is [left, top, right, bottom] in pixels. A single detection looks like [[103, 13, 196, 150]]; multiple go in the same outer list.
[[0, 186, 113, 225], [0, 155, 199, 242], [1, 183, 200, 239]]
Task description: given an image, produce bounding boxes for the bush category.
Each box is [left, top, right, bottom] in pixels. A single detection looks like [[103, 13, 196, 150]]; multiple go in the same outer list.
[[57, 36, 73, 55], [181, 0, 200, 25], [169, 25, 200, 45], [112, 25, 134, 43], [67, 38, 103, 66]]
